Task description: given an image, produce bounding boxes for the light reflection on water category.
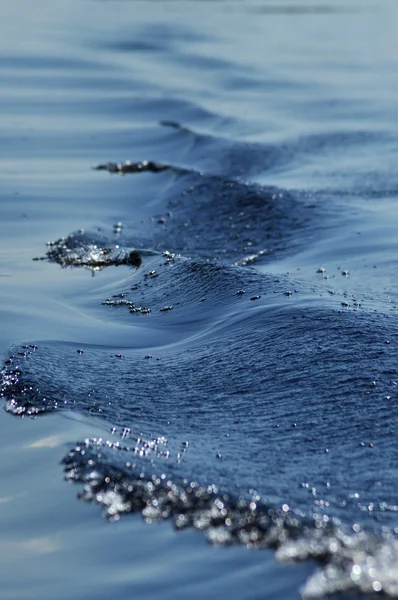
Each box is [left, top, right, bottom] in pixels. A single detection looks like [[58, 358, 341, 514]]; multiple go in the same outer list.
[[1, 1, 398, 599]]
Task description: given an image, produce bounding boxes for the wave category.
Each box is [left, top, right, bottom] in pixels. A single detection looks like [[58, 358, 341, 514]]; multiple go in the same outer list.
[[2, 131, 398, 597]]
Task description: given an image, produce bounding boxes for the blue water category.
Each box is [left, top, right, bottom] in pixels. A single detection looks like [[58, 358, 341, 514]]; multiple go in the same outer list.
[[1, 1, 398, 598]]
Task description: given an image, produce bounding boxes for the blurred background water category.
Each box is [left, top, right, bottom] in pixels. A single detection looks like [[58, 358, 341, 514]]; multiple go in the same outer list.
[[1, 1, 398, 598]]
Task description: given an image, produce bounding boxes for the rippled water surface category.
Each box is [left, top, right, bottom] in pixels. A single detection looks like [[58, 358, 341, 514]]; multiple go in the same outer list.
[[2, 1, 398, 598]]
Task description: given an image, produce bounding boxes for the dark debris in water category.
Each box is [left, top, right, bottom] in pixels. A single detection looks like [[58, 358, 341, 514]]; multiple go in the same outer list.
[[94, 160, 171, 175], [42, 231, 143, 270], [102, 297, 151, 315]]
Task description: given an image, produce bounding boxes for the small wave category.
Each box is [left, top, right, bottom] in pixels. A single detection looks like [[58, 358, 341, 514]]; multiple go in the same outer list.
[[3, 130, 397, 598]]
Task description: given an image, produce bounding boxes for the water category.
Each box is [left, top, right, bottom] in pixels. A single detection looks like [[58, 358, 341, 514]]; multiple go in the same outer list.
[[1, 1, 398, 598]]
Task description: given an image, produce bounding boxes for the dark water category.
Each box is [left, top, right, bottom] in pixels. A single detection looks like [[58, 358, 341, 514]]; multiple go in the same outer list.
[[2, 1, 398, 598]]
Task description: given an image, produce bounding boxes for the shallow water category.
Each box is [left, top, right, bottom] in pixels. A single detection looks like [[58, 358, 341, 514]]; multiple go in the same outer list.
[[1, 1, 398, 598]]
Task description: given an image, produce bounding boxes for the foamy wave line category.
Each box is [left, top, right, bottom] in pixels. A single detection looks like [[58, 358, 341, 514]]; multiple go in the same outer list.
[[63, 436, 398, 598]]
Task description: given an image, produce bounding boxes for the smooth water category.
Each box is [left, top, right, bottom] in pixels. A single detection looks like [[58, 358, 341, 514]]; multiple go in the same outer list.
[[1, 1, 398, 598]]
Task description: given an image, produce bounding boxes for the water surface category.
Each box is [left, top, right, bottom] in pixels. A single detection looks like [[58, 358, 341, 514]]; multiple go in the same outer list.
[[1, 1, 398, 598]]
